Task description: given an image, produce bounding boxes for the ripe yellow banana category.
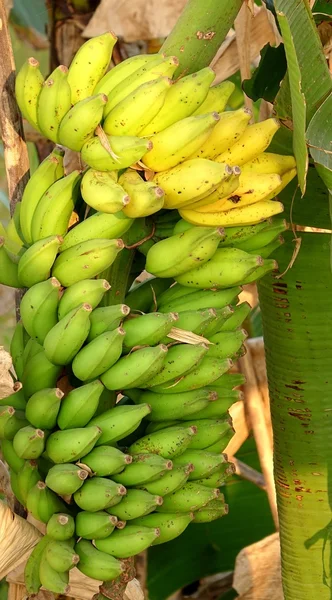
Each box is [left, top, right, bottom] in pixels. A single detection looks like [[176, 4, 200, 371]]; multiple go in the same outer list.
[[119, 170, 165, 218], [183, 166, 239, 210], [179, 200, 284, 227], [143, 112, 220, 172], [240, 152, 296, 176], [190, 108, 251, 160], [95, 54, 158, 97], [58, 94, 107, 152], [67, 32, 117, 103], [140, 67, 216, 135], [261, 167, 297, 201], [215, 118, 280, 166], [37, 65, 72, 143], [15, 57, 44, 130], [192, 80, 235, 115]]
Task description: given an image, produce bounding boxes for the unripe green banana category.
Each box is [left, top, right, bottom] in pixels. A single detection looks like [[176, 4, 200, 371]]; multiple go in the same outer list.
[[61, 212, 133, 253], [235, 218, 287, 252], [139, 464, 193, 496], [6, 201, 25, 248], [240, 258, 278, 284], [112, 454, 173, 486], [162, 308, 219, 340], [74, 477, 127, 511], [95, 54, 158, 96], [158, 286, 241, 314], [206, 302, 251, 336], [58, 94, 107, 151], [18, 235, 63, 288], [72, 327, 125, 381], [152, 357, 232, 394], [122, 313, 177, 351], [95, 524, 160, 558], [24, 536, 51, 595], [249, 238, 283, 260], [141, 67, 216, 135], [147, 344, 209, 388], [10, 322, 29, 381], [183, 392, 240, 420], [25, 388, 63, 430], [125, 277, 172, 312], [31, 170, 82, 242], [101, 344, 168, 390], [19, 149, 64, 245], [195, 463, 235, 488], [0, 238, 21, 287], [57, 380, 104, 429], [81, 135, 152, 171], [52, 238, 124, 287], [37, 65, 72, 143], [22, 338, 43, 368], [155, 282, 198, 306], [88, 403, 151, 445], [46, 463, 88, 495], [22, 350, 62, 399], [46, 513, 75, 541], [15, 57, 44, 129], [58, 279, 109, 321], [45, 539, 80, 572], [109, 489, 163, 521], [1, 439, 25, 472], [87, 304, 130, 341], [207, 329, 247, 360], [173, 449, 227, 480], [193, 80, 235, 115], [157, 482, 219, 512], [119, 170, 165, 219], [43, 303, 91, 365], [185, 418, 233, 450], [192, 502, 229, 523], [46, 426, 102, 463], [144, 421, 180, 434], [39, 553, 70, 594], [67, 32, 117, 103], [80, 169, 129, 213], [13, 426, 45, 459], [131, 512, 193, 545], [104, 76, 171, 136], [75, 538, 123, 581], [134, 388, 216, 421], [129, 425, 197, 458], [79, 445, 132, 476], [0, 382, 26, 410], [9, 469, 25, 505], [0, 407, 28, 440], [27, 481, 67, 523], [16, 459, 40, 505], [204, 431, 234, 453], [207, 372, 245, 393], [20, 278, 61, 344], [75, 511, 118, 540]]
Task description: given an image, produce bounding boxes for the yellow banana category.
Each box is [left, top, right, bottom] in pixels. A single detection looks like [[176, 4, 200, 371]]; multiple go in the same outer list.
[[179, 200, 284, 227], [261, 168, 297, 201], [215, 118, 280, 166], [67, 32, 117, 103], [58, 94, 107, 152], [80, 169, 129, 213], [37, 65, 72, 143], [240, 152, 296, 176], [143, 112, 220, 172], [95, 54, 159, 96], [140, 67, 216, 135], [15, 57, 44, 130], [119, 170, 165, 218], [183, 166, 239, 210], [189, 108, 251, 160], [193, 80, 235, 115]]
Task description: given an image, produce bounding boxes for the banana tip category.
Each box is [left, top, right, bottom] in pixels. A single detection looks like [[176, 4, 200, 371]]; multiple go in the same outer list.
[[28, 57, 39, 67]]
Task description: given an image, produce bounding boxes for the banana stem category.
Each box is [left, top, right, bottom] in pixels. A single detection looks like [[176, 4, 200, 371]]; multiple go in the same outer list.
[[160, 0, 243, 77], [96, 557, 136, 600], [102, 248, 136, 306]]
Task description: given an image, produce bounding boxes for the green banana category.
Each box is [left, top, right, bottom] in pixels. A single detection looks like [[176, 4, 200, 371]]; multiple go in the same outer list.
[[25, 387, 63, 430], [58, 279, 109, 320], [61, 212, 133, 253], [22, 350, 61, 398], [1, 439, 25, 472], [15, 57, 44, 129], [19, 149, 64, 245], [218, 221, 270, 247], [147, 344, 209, 388], [10, 321, 29, 381], [18, 235, 62, 288], [57, 380, 104, 429], [75, 511, 118, 540], [79, 445, 132, 476], [9, 469, 25, 505], [46, 426, 102, 463], [158, 287, 240, 313], [235, 218, 287, 252], [95, 53, 158, 96], [119, 170, 165, 219], [104, 76, 171, 136], [207, 301, 251, 335], [162, 308, 220, 340], [141, 67, 216, 135], [26, 481, 67, 523], [249, 238, 283, 260], [144, 421, 181, 434], [31, 170, 82, 242], [13, 426, 45, 459], [16, 459, 40, 505], [0, 382, 26, 410], [151, 357, 232, 394], [72, 327, 125, 381], [74, 477, 127, 511], [193, 80, 235, 115], [6, 202, 24, 247], [193, 501, 229, 523], [185, 418, 233, 450], [22, 338, 43, 367], [58, 94, 107, 151], [95, 524, 160, 558], [75, 539, 123, 581], [204, 432, 234, 453], [195, 463, 235, 488], [101, 344, 168, 390], [122, 312, 177, 350], [125, 277, 172, 312], [45, 539, 79, 571], [87, 304, 130, 341], [175, 248, 264, 289], [46, 513, 75, 541], [157, 482, 219, 512], [182, 393, 240, 420], [129, 425, 197, 458], [46, 463, 88, 495], [207, 372, 245, 392], [240, 258, 278, 284], [173, 449, 227, 480], [52, 238, 124, 287], [139, 464, 193, 496], [0, 406, 28, 440], [37, 65, 72, 143], [108, 489, 163, 520], [20, 278, 61, 344], [207, 329, 248, 359], [156, 282, 202, 307], [43, 303, 91, 365], [112, 454, 173, 486], [88, 403, 151, 445], [81, 135, 152, 171], [39, 553, 70, 594], [81, 169, 130, 213], [133, 388, 216, 421], [24, 535, 51, 594], [131, 512, 193, 545], [0, 238, 21, 287]]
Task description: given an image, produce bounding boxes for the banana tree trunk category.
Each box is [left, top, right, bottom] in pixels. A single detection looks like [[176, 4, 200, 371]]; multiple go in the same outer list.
[[258, 231, 332, 599]]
